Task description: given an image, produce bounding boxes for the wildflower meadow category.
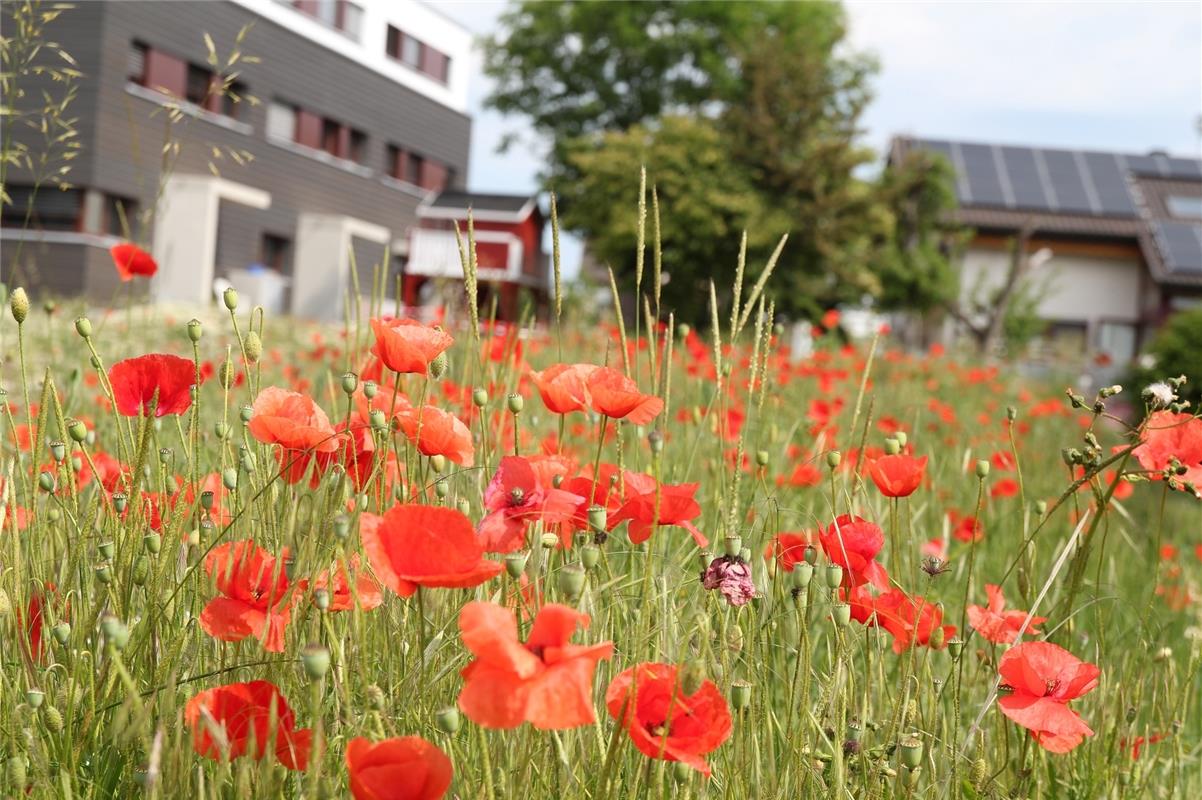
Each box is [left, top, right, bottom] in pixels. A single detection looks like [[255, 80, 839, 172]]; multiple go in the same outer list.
[[1, 221, 1201, 800]]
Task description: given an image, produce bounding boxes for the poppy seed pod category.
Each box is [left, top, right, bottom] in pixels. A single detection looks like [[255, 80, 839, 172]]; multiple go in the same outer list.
[[435, 706, 462, 734], [200, 491, 215, 512], [112, 492, 127, 513], [730, 680, 752, 710], [37, 471, 55, 493], [679, 660, 706, 696], [1007, 405, 1018, 421], [222, 286, 238, 310], [363, 380, 378, 399], [505, 551, 529, 579], [143, 532, 161, 554], [673, 762, 691, 783], [434, 480, 449, 499], [94, 562, 113, 584], [187, 318, 203, 342], [826, 450, 842, 470], [98, 541, 115, 560], [507, 393, 524, 414], [340, 372, 358, 395], [540, 532, 559, 549], [25, 689, 45, 709], [581, 543, 601, 570], [791, 561, 814, 589], [975, 460, 990, 479], [587, 505, 607, 533], [824, 564, 844, 589], [723, 535, 742, 558], [755, 450, 769, 467], [301, 644, 331, 680], [49, 441, 66, 462], [314, 588, 331, 611], [239, 405, 253, 423], [369, 409, 387, 430], [9, 287, 29, 323], [557, 564, 586, 599], [804, 545, 818, 566], [677, 323, 690, 339], [899, 735, 923, 769], [832, 603, 852, 627], [158, 447, 173, 465], [456, 497, 471, 517], [947, 637, 964, 659], [221, 468, 238, 491], [67, 418, 88, 442], [214, 421, 230, 441], [472, 387, 488, 407], [51, 622, 71, 646]]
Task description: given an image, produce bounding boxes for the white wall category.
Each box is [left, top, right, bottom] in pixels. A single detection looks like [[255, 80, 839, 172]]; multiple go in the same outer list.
[[230, 0, 472, 113]]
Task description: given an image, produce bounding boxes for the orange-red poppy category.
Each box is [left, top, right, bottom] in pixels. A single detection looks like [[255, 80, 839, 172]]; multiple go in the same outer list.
[[248, 387, 339, 484], [609, 472, 707, 547], [997, 641, 1099, 753], [867, 454, 927, 498], [586, 367, 663, 425], [370, 317, 454, 375], [968, 584, 1045, 644], [605, 662, 732, 776], [200, 541, 297, 653], [361, 506, 501, 597], [108, 354, 196, 417], [1133, 411, 1202, 496], [477, 456, 585, 553], [458, 601, 613, 729], [110, 242, 158, 281], [304, 554, 383, 612], [397, 405, 474, 466], [530, 363, 596, 415], [186, 680, 311, 770], [346, 736, 452, 800], [820, 514, 889, 590]]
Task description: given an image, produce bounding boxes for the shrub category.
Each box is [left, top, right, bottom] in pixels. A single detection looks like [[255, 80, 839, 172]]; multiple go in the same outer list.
[[1131, 306, 1202, 409]]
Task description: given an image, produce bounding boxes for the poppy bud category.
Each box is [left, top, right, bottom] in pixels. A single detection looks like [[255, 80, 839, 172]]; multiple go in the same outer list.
[[38, 471, 55, 493], [98, 541, 115, 560], [143, 532, 161, 554], [947, 637, 963, 659], [430, 454, 447, 473], [648, 430, 664, 454], [832, 603, 851, 627], [90, 354, 102, 369], [187, 318, 203, 342], [679, 660, 705, 696], [804, 545, 818, 565], [9, 287, 29, 323], [435, 707, 462, 734], [219, 360, 236, 389], [824, 564, 844, 589], [49, 441, 66, 462], [672, 762, 691, 784], [241, 332, 262, 364], [222, 286, 238, 311], [826, 451, 841, 470], [507, 393, 524, 414], [131, 555, 149, 586], [472, 387, 488, 407], [587, 505, 607, 533], [301, 644, 331, 680], [557, 564, 586, 599], [884, 437, 901, 455], [51, 622, 70, 645], [730, 680, 752, 710], [581, 544, 601, 570], [1034, 499, 1047, 516], [505, 551, 529, 578], [221, 468, 238, 491], [215, 421, 230, 441], [677, 323, 690, 339], [72, 315, 93, 339], [723, 535, 742, 558], [928, 625, 946, 649], [974, 460, 990, 479], [429, 351, 448, 379], [899, 735, 923, 769], [895, 431, 908, 448], [66, 418, 87, 443], [791, 561, 814, 589]]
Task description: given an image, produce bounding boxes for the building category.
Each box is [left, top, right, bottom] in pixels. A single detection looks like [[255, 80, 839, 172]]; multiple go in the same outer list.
[[405, 191, 549, 321], [891, 136, 1202, 364], [2, 0, 472, 319]]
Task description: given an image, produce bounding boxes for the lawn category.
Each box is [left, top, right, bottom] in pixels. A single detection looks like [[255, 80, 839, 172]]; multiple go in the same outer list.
[[0, 263, 1199, 799]]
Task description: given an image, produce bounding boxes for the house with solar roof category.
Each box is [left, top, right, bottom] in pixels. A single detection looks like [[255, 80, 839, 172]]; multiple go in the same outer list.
[[891, 137, 1202, 364]]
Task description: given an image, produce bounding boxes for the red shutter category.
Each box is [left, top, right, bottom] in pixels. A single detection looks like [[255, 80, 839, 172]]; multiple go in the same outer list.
[[144, 49, 187, 98], [420, 160, 448, 192], [336, 126, 350, 160], [204, 75, 223, 113], [295, 109, 322, 149], [295, 1, 319, 15], [419, 43, 440, 78]]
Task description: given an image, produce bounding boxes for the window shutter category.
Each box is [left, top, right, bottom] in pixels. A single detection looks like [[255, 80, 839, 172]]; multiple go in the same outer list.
[[144, 48, 187, 98]]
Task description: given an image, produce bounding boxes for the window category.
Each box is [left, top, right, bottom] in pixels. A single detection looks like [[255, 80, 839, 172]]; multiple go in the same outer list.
[[261, 233, 291, 273], [1167, 195, 1202, 220], [266, 101, 297, 141], [1097, 321, 1137, 365], [406, 152, 424, 184], [103, 194, 137, 237], [130, 41, 243, 120], [386, 25, 450, 84], [220, 79, 246, 119], [185, 63, 212, 107], [321, 117, 342, 157], [1, 185, 82, 231], [348, 129, 367, 165], [128, 42, 147, 83], [140, 47, 187, 98], [293, 0, 363, 40]]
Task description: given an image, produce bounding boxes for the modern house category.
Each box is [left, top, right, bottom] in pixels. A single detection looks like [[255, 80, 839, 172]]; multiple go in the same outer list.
[[891, 136, 1202, 364], [1, 0, 472, 320], [404, 191, 549, 320]]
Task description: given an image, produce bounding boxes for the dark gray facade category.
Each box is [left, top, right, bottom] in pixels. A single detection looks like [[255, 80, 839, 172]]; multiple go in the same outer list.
[[2, 1, 471, 303]]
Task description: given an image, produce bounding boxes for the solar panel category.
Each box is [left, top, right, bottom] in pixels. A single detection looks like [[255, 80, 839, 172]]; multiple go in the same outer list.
[[1039, 149, 1095, 214], [1156, 220, 1202, 274], [1082, 152, 1137, 216], [1000, 146, 1051, 211], [958, 142, 1008, 208], [1123, 154, 1166, 177], [1166, 158, 1202, 180]]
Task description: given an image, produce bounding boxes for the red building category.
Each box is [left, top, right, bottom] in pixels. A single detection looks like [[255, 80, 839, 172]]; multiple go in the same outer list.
[[404, 191, 549, 320]]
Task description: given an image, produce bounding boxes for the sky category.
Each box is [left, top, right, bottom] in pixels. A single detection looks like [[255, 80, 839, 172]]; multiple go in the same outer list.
[[437, 0, 1202, 280]]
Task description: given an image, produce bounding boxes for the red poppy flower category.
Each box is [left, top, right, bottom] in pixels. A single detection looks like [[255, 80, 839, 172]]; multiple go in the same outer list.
[[948, 509, 984, 543], [20, 582, 63, 663], [346, 736, 453, 800], [605, 662, 732, 776], [990, 478, 1020, 499], [968, 584, 1045, 644], [108, 354, 196, 417], [819, 514, 889, 590], [476, 456, 585, 553], [458, 601, 613, 729], [609, 473, 707, 547], [397, 405, 474, 466], [997, 641, 1100, 753], [110, 242, 158, 281], [185, 680, 311, 770], [304, 554, 383, 612], [586, 367, 664, 425], [370, 317, 454, 375], [867, 454, 927, 498], [1133, 411, 1202, 496], [852, 588, 954, 653], [90, 451, 131, 493], [767, 532, 814, 572], [530, 363, 596, 415], [200, 541, 297, 653], [248, 387, 339, 484], [361, 505, 502, 597]]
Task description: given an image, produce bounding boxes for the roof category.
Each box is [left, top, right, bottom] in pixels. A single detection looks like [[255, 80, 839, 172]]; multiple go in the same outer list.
[[419, 191, 538, 222], [892, 136, 1202, 285]]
